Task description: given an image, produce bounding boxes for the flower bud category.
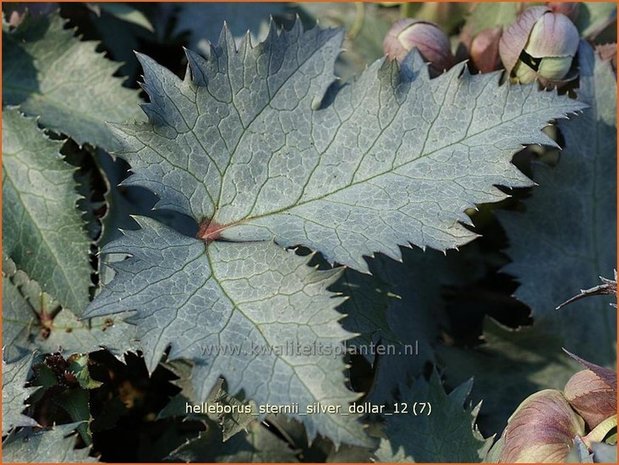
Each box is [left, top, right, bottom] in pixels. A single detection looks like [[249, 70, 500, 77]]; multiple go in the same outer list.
[[4, 3, 57, 28], [469, 27, 502, 73], [499, 390, 585, 463], [597, 43, 617, 77], [499, 6, 580, 85], [564, 368, 616, 430], [546, 2, 580, 21], [383, 19, 453, 76]]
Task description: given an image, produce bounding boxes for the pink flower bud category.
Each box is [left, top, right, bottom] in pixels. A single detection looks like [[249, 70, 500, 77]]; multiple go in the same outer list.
[[499, 6, 580, 85], [4, 3, 57, 28], [596, 43, 617, 76], [546, 2, 580, 21], [383, 19, 453, 76], [564, 369, 616, 430], [499, 390, 585, 463], [469, 27, 502, 73]]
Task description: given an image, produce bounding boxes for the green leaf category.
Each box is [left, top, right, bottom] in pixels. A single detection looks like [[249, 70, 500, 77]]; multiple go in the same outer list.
[[2, 11, 142, 150], [38, 308, 139, 358], [375, 372, 491, 462], [94, 3, 154, 32], [170, 420, 298, 462], [499, 41, 617, 364], [3, 255, 138, 360], [88, 20, 584, 447], [2, 355, 39, 431], [340, 245, 484, 403], [2, 423, 96, 463], [2, 261, 37, 362], [67, 354, 103, 390], [159, 361, 255, 442], [439, 318, 580, 436], [2, 109, 92, 313], [575, 3, 617, 39], [112, 22, 583, 272], [55, 389, 92, 445], [170, 3, 282, 53], [336, 265, 398, 362], [85, 216, 369, 447], [454, 42, 617, 437]]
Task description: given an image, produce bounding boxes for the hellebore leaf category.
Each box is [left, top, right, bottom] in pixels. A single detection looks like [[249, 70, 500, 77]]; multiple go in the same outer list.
[[85, 216, 369, 447], [169, 2, 282, 53], [439, 318, 580, 437], [2, 109, 92, 313], [500, 41, 617, 364], [451, 43, 617, 439], [2, 11, 142, 150], [88, 21, 584, 446], [2, 262, 37, 363], [2, 256, 137, 362], [2, 355, 39, 431], [111, 21, 583, 271], [2, 423, 96, 463], [339, 245, 484, 404], [170, 420, 299, 462], [159, 362, 255, 442], [375, 373, 490, 462]]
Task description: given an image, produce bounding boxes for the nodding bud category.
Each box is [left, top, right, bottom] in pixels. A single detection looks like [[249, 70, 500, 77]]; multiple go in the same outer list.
[[499, 6, 580, 85], [564, 368, 617, 430], [546, 2, 580, 21], [383, 19, 453, 76], [469, 27, 503, 73], [499, 390, 585, 463]]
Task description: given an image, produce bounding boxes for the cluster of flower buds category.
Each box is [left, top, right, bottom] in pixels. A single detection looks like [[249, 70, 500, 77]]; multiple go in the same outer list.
[[499, 6, 580, 85], [383, 18, 453, 76], [497, 354, 616, 462], [384, 3, 583, 86]]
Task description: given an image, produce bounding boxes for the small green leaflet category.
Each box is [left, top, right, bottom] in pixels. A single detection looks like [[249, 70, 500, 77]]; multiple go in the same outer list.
[[3, 11, 142, 150], [375, 372, 491, 462], [3, 255, 137, 361], [2, 109, 92, 314]]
